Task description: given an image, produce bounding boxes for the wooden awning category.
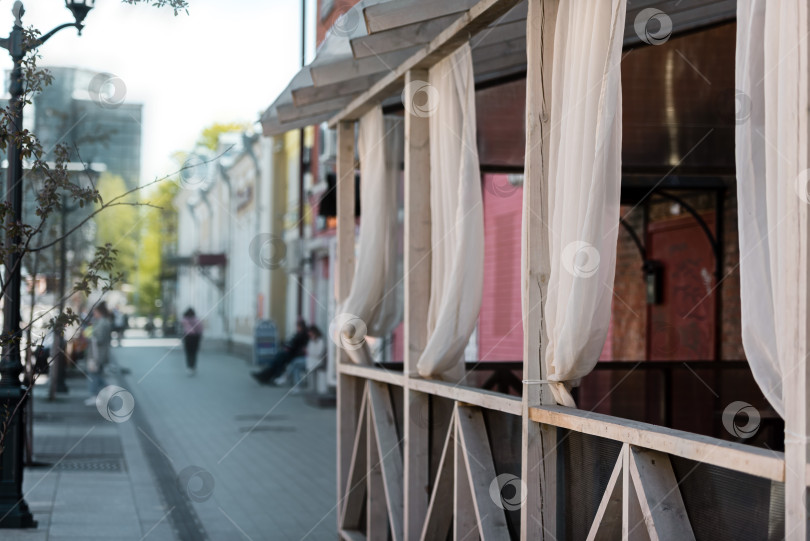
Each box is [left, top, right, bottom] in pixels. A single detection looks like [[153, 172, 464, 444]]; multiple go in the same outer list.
[[260, 0, 735, 136]]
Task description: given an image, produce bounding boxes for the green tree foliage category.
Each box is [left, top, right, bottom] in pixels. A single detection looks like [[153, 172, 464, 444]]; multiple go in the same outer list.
[[94, 173, 139, 281], [197, 122, 251, 151], [134, 179, 179, 316]]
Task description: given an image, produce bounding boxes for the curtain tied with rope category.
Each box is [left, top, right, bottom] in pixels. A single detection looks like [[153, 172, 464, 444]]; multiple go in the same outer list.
[[522, 0, 626, 407], [334, 106, 403, 365], [415, 43, 484, 383]]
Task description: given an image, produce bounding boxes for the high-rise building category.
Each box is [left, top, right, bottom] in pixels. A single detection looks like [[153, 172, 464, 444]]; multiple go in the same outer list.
[[12, 66, 143, 190]]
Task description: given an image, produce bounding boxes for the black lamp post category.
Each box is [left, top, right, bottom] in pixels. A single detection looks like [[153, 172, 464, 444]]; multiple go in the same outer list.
[[0, 0, 94, 528]]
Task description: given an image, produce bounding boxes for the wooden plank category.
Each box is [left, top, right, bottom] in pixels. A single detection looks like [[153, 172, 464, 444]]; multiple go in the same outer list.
[[363, 0, 477, 34], [328, 0, 524, 125], [420, 409, 456, 541], [408, 376, 522, 415], [521, 0, 559, 539], [276, 95, 355, 123], [339, 362, 406, 387], [623, 448, 651, 541], [340, 387, 368, 530], [336, 119, 358, 533], [310, 47, 421, 87], [351, 14, 460, 60], [471, 35, 526, 63], [368, 382, 404, 541], [470, 19, 525, 49], [404, 66, 433, 541], [628, 447, 695, 541], [785, 2, 810, 537], [292, 73, 384, 107], [586, 444, 625, 541], [367, 400, 389, 539], [529, 405, 786, 482], [457, 406, 510, 540], [454, 411, 477, 540]]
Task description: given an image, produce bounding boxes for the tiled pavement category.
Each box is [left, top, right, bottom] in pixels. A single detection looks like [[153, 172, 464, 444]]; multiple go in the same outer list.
[[5, 336, 337, 541]]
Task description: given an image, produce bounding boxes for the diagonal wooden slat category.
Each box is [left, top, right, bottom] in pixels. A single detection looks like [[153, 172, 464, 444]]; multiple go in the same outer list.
[[368, 382, 404, 541], [628, 447, 696, 541], [367, 398, 389, 538], [456, 406, 510, 540], [454, 411, 477, 541], [339, 384, 368, 530], [624, 449, 651, 541], [586, 444, 626, 541], [420, 408, 456, 541]]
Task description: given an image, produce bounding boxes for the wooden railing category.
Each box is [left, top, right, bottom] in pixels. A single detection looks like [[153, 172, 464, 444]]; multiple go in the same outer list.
[[335, 363, 789, 540]]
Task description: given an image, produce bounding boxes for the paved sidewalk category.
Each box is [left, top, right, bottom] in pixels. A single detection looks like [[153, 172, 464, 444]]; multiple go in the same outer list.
[[6, 366, 175, 541], [6, 337, 337, 541]]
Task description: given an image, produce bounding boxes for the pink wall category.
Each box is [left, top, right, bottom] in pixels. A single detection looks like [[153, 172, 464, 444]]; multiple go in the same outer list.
[[479, 174, 524, 362]]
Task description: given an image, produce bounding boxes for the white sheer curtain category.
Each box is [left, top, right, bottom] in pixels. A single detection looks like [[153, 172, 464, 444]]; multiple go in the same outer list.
[[416, 43, 484, 383], [338, 106, 403, 365], [736, 0, 806, 418], [522, 0, 626, 406]]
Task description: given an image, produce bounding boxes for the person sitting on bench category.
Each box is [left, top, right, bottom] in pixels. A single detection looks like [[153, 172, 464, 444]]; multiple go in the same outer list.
[[251, 319, 309, 385]]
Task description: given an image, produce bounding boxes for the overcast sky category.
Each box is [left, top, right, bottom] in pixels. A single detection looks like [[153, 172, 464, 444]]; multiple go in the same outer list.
[[0, 0, 317, 183]]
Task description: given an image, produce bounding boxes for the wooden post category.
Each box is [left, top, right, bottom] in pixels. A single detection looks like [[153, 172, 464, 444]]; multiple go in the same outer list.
[[336, 119, 358, 532], [785, 5, 810, 537], [403, 67, 432, 540], [521, 0, 559, 539]]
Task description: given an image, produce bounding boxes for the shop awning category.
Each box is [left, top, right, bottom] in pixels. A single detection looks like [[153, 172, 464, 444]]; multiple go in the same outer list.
[[260, 0, 735, 137]]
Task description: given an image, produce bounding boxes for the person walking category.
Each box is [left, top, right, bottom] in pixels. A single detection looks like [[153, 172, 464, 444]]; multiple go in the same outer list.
[[85, 302, 113, 406], [181, 307, 203, 375]]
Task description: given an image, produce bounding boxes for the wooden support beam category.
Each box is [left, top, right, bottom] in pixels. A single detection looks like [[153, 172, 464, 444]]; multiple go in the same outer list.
[[454, 411, 477, 540], [457, 406, 510, 540], [329, 0, 523, 124], [521, 0, 559, 539], [403, 66, 432, 541], [586, 445, 625, 541], [368, 382, 404, 541], [785, 2, 810, 536], [363, 0, 477, 34], [623, 449, 650, 541], [336, 119, 358, 533], [367, 398, 389, 539], [420, 409, 456, 541], [339, 388, 368, 530], [628, 447, 695, 541]]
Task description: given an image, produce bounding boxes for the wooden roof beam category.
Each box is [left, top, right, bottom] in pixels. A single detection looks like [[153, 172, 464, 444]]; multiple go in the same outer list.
[[362, 0, 478, 34], [328, 0, 525, 126]]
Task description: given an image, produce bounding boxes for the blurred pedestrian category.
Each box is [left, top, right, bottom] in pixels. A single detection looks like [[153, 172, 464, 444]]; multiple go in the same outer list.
[[112, 306, 128, 346], [251, 319, 309, 385], [85, 301, 112, 406], [181, 307, 203, 376]]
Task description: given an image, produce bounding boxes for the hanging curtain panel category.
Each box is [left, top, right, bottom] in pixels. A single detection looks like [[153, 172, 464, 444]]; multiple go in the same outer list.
[[337, 106, 403, 365], [736, 0, 808, 418], [523, 0, 626, 406], [416, 43, 484, 383]]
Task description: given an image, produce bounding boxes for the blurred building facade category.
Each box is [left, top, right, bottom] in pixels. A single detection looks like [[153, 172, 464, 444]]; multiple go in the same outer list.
[[173, 132, 293, 359]]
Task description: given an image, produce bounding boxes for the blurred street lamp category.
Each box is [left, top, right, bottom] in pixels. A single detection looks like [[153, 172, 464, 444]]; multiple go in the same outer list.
[[0, 0, 94, 528]]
